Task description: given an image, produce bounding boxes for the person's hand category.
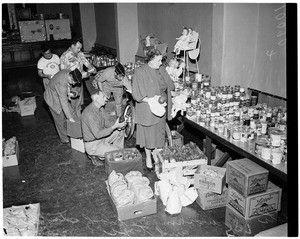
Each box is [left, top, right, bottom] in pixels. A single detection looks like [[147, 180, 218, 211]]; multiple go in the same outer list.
[[112, 118, 127, 130], [88, 67, 97, 74], [69, 118, 76, 123]]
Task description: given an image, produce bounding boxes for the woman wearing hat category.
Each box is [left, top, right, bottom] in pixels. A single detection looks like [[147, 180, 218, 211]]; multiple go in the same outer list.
[[92, 62, 132, 117], [44, 68, 83, 143], [132, 49, 175, 172]]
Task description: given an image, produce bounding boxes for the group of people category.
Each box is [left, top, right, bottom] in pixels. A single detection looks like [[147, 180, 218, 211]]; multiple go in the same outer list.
[[38, 39, 175, 170]]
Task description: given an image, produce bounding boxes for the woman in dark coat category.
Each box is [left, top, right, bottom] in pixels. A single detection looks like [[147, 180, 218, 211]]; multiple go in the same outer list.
[[132, 49, 175, 171]]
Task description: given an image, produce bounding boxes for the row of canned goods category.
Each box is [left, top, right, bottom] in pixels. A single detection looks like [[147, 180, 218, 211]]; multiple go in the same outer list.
[[89, 55, 117, 68]]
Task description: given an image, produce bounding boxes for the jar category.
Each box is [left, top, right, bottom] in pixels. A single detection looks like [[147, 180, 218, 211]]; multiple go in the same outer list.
[[240, 126, 248, 143], [232, 126, 241, 140], [248, 129, 255, 140], [199, 120, 205, 127], [253, 109, 259, 120], [218, 121, 224, 134], [261, 121, 267, 135], [256, 123, 262, 136], [243, 116, 250, 126], [271, 148, 283, 164], [223, 123, 230, 138], [261, 146, 272, 160], [192, 82, 198, 91]]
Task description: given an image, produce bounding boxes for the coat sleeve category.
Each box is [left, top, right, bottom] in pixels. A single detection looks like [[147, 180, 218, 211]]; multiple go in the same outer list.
[[132, 68, 148, 102], [55, 83, 73, 120]]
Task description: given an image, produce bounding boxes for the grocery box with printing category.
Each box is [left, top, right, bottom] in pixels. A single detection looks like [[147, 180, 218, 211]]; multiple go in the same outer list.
[[226, 181, 282, 219], [105, 148, 143, 176], [194, 164, 226, 194], [226, 158, 269, 197], [225, 204, 278, 237], [3, 138, 19, 168], [3, 203, 40, 236], [196, 186, 227, 210]]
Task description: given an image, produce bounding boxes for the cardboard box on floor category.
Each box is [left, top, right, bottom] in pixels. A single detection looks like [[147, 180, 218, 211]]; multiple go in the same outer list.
[[3, 203, 40, 236], [227, 181, 282, 219], [104, 148, 143, 176], [70, 138, 85, 153], [226, 158, 269, 197], [225, 204, 278, 237], [194, 164, 226, 194], [105, 181, 157, 221], [3, 141, 19, 167], [196, 186, 228, 210], [18, 97, 36, 116]]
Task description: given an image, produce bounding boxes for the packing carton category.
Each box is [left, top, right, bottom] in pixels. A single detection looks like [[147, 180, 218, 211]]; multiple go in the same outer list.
[[3, 203, 40, 236], [70, 138, 85, 153], [105, 181, 157, 221], [18, 97, 36, 116], [226, 158, 269, 196], [225, 204, 277, 237], [105, 148, 143, 176], [196, 186, 227, 210], [3, 141, 19, 167], [194, 164, 226, 194], [227, 181, 282, 219]]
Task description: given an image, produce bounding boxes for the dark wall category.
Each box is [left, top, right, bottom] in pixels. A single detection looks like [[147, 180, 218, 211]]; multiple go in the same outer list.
[[94, 3, 116, 49], [137, 3, 213, 75]]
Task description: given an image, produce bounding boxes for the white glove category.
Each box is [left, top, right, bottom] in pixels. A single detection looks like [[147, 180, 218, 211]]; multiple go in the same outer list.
[[148, 95, 166, 117]]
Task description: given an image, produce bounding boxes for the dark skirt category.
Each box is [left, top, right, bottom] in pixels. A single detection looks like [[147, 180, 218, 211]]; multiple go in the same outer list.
[[136, 115, 166, 149]]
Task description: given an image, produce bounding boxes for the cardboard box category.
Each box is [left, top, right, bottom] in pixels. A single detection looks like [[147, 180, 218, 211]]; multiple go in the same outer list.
[[196, 186, 228, 210], [19, 20, 47, 42], [227, 181, 282, 219], [3, 141, 19, 167], [105, 148, 143, 176], [105, 181, 157, 221], [3, 203, 40, 236], [225, 204, 278, 237], [161, 158, 207, 176], [170, 131, 184, 147], [44, 19, 72, 41], [70, 138, 85, 153], [226, 158, 269, 196], [67, 118, 82, 138], [194, 164, 226, 194], [18, 97, 37, 116]]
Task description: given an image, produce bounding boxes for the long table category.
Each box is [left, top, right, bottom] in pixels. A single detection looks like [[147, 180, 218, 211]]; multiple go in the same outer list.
[[181, 116, 287, 187]]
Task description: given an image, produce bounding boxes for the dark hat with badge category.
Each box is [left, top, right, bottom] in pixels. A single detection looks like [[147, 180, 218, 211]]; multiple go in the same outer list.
[[85, 76, 101, 96], [115, 62, 125, 76], [70, 68, 83, 84]]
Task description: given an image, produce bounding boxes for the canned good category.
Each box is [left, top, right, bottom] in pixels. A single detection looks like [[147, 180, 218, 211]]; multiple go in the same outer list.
[[261, 146, 272, 160], [232, 127, 241, 140]]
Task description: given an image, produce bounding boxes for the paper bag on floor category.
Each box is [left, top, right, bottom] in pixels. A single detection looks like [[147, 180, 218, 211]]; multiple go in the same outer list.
[[180, 187, 198, 207], [165, 190, 182, 215]]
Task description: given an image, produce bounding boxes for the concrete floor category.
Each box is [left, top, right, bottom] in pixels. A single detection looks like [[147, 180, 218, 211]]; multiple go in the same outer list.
[[2, 66, 288, 236]]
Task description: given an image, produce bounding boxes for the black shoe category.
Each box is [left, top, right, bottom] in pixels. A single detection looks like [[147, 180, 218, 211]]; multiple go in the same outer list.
[[61, 139, 70, 144], [146, 167, 154, 173], [87, 155, 104, 166]]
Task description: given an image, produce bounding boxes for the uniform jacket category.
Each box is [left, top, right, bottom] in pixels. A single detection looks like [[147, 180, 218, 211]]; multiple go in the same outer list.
[[44, 69, 73, 119]]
